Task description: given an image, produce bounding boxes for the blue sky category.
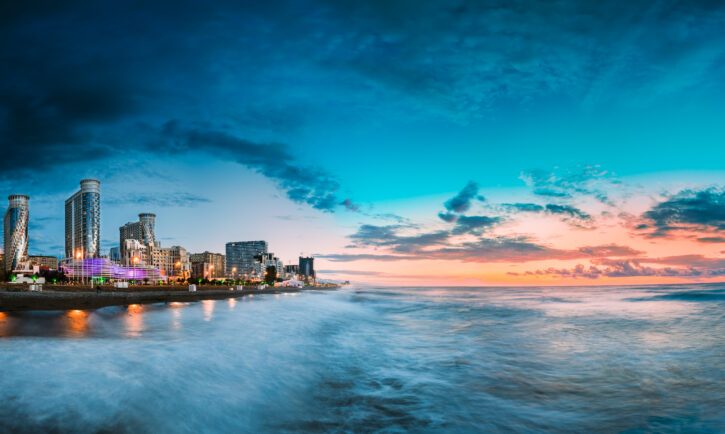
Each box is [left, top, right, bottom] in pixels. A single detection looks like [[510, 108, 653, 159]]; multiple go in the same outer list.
[[1, 0, 724, 283]]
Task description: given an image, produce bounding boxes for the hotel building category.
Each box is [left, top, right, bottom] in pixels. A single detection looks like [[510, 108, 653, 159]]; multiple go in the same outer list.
[[64, 179, 101, 259], [226, 241, 268, 277]]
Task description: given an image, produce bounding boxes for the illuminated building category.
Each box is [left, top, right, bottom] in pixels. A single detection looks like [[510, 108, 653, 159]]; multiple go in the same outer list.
[[226, 241, 267, 276], [65, 179, 101, 259], [60, 257, 166, 282], [3, 195, 30, 272], [190, 251, 225, 279], [120, 213, 157, 257], [168, 245, 191, 278]]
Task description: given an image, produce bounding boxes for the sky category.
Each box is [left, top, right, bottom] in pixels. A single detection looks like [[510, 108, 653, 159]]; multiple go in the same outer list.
[[1, 0, 724, 285]]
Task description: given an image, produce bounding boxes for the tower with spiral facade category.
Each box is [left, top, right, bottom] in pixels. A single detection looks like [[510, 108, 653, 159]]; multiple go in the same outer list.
[[3, 194, 30, 273]]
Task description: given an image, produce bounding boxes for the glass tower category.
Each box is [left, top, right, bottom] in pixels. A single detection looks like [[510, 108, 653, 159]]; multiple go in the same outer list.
[[65, 179, 101, 259], [225, 241, 268, 276], [3, 195, 30, 272]]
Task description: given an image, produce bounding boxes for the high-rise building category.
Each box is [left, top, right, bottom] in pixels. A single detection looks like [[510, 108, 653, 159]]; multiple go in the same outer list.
[[109, 246, 121, 262], [299, 256, 315, 281], [190, 251, 225, 279], [226, 241, 268, 277], [65, 179, 101, 259], [4, 195, 30, 272], [119, 213, 158, 257]]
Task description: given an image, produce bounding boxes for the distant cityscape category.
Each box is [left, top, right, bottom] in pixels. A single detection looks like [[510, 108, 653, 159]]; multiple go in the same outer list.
[[2, 179, 315, 285]]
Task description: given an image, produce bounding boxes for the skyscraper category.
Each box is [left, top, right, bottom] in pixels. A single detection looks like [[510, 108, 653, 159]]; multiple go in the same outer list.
[[120, 213, 158, 257], [226, 241, 268, 276], [299, 256, 315, 281], [65, 179, 101, 259], [3, 195, 30, 272]]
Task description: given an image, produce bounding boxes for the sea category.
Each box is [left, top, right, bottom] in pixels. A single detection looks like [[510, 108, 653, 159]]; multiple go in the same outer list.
[[1, 284, 724, 433]]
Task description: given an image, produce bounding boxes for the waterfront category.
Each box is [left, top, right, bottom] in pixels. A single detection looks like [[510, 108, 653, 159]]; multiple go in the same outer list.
[[1, 284, 724, 433]]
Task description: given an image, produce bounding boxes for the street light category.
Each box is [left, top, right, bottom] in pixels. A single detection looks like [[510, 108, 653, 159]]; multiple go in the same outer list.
[[133, 255, 140, 284], [75, 249, 83, 286]]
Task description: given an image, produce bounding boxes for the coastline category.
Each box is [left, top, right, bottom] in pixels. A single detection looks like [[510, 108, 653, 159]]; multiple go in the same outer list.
[[0, 285, 338, 312]]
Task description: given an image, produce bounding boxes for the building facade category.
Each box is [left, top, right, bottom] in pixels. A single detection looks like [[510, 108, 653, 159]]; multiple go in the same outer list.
[[29, 255, 58, 270], [4, 195, 30, 272], [109, 246, 121, 262], [122, 239, 148, 266], [256, 253, 283, 278], [299, 256, 315, 281], [190, 251, 225, 279], [65, 179, 101, 259], [225, 241, 268, 277], [168, 245, 191, 279], [120, 213, 158, 257]]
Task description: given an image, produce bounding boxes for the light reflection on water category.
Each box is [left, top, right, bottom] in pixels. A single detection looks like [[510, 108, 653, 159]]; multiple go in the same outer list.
[[0, 284, 724, 433]]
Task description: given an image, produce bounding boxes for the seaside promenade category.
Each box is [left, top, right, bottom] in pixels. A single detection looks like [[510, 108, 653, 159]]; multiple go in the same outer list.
[[0, 284, 337, 312]]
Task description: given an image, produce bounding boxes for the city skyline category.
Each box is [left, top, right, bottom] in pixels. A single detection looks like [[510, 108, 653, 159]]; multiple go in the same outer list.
[[0, 1, 723, 285]]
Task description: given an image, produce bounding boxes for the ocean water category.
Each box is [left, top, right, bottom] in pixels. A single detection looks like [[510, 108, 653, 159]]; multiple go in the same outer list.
[[1, 284, 724, 433]]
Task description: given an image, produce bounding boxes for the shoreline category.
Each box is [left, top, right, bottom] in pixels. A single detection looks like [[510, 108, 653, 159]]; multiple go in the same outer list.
[[0, 285, 338, 312]]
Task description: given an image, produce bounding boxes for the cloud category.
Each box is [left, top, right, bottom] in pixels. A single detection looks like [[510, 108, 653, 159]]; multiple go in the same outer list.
[[544, 204, 591, 220], [640, 187, 725, 237], [341, 198, 360, 212], [316, 269, 383, 276], [520, 165, 618, 204], [443, 181, 483, 213], [504, 203, 546, 213], [521, 255, 725, 279], [577, 244, 643, 257], [337, 218, 644, 264], [504, 202, 591, 221], [697, 236, 725, 243], [106, 192, 212, 208], [157, 123, 345, 211], [315, 253, 413, 262], [451, 215, 501, 235]]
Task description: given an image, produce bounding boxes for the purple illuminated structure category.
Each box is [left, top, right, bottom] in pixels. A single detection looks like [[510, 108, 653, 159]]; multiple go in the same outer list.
[[60, 258, 166, 282]]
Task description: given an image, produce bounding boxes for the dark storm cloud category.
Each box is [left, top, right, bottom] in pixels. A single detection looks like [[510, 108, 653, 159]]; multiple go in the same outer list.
[[640, 187, 725, 237], [318, 0, 725, 120], [3, 0, 724, 219], [443, 181, 482, 213], [154, 123, 344, 211]]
